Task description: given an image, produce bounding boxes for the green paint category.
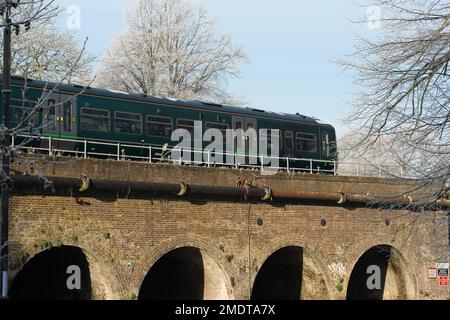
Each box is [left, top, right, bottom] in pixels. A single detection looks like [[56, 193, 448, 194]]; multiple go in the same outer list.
[[236, 152, 259, 156], [42, 133, 79, 140]]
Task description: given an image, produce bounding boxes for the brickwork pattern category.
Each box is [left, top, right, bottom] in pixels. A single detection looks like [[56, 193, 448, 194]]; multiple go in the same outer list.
[[7, 158, 450, 300]]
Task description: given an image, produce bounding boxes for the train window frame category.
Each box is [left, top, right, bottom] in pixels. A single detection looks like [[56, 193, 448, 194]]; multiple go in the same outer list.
[[44, 98, 57, 131], [284, 130, 293, 150], [114, 111, 143, 135], [146, 115, 173, 138], [80, 107, 111, 133], [10, 98, 38, 125], [295, 132, 317, 153], [176, 118, 195, 132], [205, 121, 229, 135]]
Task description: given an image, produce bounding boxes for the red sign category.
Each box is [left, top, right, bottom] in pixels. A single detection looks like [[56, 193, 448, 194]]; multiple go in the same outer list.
[[439, 276, 448, 286]]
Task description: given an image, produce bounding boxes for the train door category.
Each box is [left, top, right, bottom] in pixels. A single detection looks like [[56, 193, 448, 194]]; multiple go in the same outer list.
[[232, 116, 244, 131], [232, 116, 258, 165], [42, 92, 77, 153], [42, 92, 59, 136], [321, 129, 331, 158], [231, 116, 244, 164], [244, 118, 258, 164], [59, 94, 77, 137], [320, 128, 335, 173], [244, 118, 257, 132], [42, 93, 77, 137]]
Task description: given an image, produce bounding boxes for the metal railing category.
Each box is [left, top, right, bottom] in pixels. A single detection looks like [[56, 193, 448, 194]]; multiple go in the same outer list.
[[9, 134, 409, 178]]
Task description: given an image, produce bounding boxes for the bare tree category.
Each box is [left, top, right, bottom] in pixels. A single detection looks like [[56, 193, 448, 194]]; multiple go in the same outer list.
[[338, 131, 444, 179], [337, 132, 407, 177], [336, 0, 450, 265], [0, 0, 58, 25], [1, 0, 94, 162], [95, 0, 248, 105], [338, 0, 450, 201], [1, 0, 93, 298], [0, 2, 95, 84], [1, 25, 95, 85]]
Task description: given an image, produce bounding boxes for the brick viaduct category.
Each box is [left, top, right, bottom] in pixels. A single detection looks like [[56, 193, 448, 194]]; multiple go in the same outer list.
[[4, 157, 450, 300]]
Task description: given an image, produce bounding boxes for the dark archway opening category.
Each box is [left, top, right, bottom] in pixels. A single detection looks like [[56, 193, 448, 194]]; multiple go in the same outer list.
[[251, 246, 303, 300], [138, 247, 205, 300], [346, 245, 392, 300], [9, 246, 92, 300]]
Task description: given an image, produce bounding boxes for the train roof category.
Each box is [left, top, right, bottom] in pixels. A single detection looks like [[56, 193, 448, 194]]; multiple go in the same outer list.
[[3, 75, 334, 128]]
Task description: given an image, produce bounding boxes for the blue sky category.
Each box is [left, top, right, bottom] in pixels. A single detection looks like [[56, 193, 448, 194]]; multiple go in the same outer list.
[[55, 0, 371, 136]]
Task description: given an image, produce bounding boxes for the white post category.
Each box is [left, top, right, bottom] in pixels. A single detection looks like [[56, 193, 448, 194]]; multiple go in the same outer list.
[[260, 154, 264, 172], [286, 157, 290, 173], [117, 143, 120, 161], [48, 136, 52, 156], [310, 159, 313, 174], [149, 146, 152, 164], [333, 161, 337, 175], [207, 150, 211, 167], [84, 140, 87, 159]]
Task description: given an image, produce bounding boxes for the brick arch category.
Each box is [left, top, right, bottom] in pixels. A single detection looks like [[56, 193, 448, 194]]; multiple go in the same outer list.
[[11, 242, 122, 300], [252, 236, 333, 300], [133, 235, 234, 300], [345, 242, 418, 300]]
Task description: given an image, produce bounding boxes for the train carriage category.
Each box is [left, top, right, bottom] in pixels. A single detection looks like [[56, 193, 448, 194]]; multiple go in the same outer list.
[[0, 76, 337, 173]]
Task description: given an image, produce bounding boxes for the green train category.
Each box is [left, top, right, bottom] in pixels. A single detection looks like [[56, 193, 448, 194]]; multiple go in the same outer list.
[[1, 76, 337, 171]]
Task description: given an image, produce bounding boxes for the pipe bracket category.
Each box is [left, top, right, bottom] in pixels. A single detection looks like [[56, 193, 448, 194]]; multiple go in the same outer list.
[[79, 175, 90, 192], [337, 192, 347, 204], [261, 187, 272, 201], [404, 195, 414, 203], [177, 182, 188, 196]]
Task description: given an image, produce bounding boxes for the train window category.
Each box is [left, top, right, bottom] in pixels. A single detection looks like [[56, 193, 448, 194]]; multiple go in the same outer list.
[[147, 115, 172, 138], [80, 107, 110, 132], [114, 111, 142, 135], [177, 118, 195, 133], [10, 99, 38, 125], [205, 122, 229, 135], [284, 131, 293, 150], [296, 132, 317, 152]]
